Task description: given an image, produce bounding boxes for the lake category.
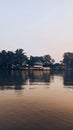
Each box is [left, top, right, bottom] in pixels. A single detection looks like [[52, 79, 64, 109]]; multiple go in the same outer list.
[[0, 70, 73, 130]]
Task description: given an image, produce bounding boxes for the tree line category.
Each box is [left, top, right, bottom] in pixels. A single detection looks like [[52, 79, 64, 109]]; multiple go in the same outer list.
[[0, 49, 73, 70], [0, 49, 27, 69], [63, 52, 73, 69]]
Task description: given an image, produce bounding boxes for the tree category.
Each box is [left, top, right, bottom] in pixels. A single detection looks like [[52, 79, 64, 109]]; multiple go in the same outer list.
[[6, 51, 14, 69], [0, 50, 7, 69], [0, 49, 28, 69], [43, 55, 54, 67], [63, 52, 73, 69], [43, 55, 51, 63], [29, 54, 54, 67], [14, 49, 28, 67]]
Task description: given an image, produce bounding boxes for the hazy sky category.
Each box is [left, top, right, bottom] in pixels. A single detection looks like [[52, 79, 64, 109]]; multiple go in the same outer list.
[[0, 0, 73, 62]]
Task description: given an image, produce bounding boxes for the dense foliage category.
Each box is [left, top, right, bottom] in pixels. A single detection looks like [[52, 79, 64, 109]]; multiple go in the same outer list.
[[1, 49, 73, 70], [0, 49, 54, 69], [63, 52, 73, 69], [0, 49, 28, 69], [28, 55, 54, 67]]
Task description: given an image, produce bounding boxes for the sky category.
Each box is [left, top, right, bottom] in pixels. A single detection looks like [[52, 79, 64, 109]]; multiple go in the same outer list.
[[0, 0, 73, 62]]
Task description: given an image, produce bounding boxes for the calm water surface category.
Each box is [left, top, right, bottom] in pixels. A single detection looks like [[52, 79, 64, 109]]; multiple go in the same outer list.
[[0, 70, 73, 130]]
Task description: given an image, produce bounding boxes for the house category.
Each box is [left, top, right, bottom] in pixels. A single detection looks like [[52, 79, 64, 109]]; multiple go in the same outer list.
[[33, 61, 43, 70], [43, 67, 50, 71]]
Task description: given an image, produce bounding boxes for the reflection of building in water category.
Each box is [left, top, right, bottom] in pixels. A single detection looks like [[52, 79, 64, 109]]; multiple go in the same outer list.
[[0, 70, 51, 90], [0, 70, 28, 90], [29, 70, 50, 85], [64, 71, 73, 87]]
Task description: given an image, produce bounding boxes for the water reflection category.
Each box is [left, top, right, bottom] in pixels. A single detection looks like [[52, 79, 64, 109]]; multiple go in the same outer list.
[[0, 70, 73, 129], [0, 70, 51, 90], [0, 70, 28, 90], [29, 70, 50, 85], [0, 70, 73, 90], [64, 71, 73, 88], [50, 70, 63, 82], [51, 70, 73, 88]]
